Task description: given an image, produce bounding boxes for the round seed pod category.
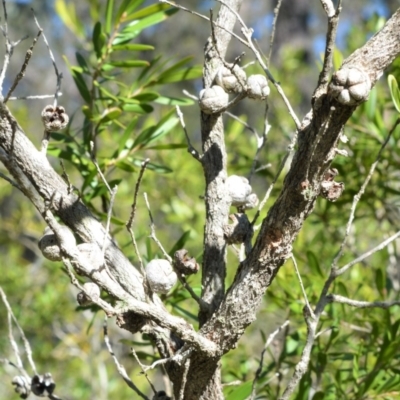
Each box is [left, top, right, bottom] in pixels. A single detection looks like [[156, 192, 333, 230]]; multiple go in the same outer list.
[[226, 175, 252, 207], [247, 74, 270, 100], [173, 249, 199, 276], [199, 85, 229, 114], [31, 373, 55, 396], [77, 243, 104, 271], [41, 105, 69, 131], [243, 192, 259, 210], [38, 226, 76, 261], [12, 375, 30, 399], [146, 259, 177, 294], [215, 64, 247, 93], [329, 66, 371, 105], [77, 282, 101, 306]]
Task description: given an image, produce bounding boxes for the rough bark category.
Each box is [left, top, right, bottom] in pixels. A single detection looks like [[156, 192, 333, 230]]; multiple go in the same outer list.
[[200, 7, 400, 353], [199, 0, 242, 325]]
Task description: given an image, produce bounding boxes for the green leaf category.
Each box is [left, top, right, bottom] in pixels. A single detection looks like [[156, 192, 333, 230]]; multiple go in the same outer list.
[[168, 230, 191, 256], [75, 52, 90, 74], [388, 74, 400, 113], [108, 60, 149, 68], [132, 109, 178, 148], [115, 160, 136, 172], [122, 103, 153, 114], [155, 96, 195, 106], [306, 250, 324, 278], [119, 117, 139, 153], [124, 3, 175, 22], [70, 67, 91, 103], [99, 107, 122, 123], [116, 0, 145, 22], [105, 0, 114, 34], [132, 91, 159, 102], [148, 59, 202, 86], [92, 21, 106, 58], [55, 0, 85, 39], [375, 268, 385, 298], [112, 43, 154, 51], [225, 381, 252, 400]]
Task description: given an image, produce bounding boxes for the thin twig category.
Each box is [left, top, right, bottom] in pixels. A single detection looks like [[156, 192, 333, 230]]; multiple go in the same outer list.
[[178, 358, 191, 400], [4, 30, 41, 103], [249, 104, 270, 183], [143, 192, 172, 263], [327, 294, 400, 309], [0, 287, 36, 376], [89, 141, 117, 256], [267, 0, 283, 67], [143, 192, 205, 306], [159, 0, 246, 46], [315, 0, 342, 93], [215, 0, 301, 129], [103, 317, 149, 399], [335, 230, 400, 277], [131, 347, 158, 395], [250, 320, 289, 400], [32, 9, 63, 106], [8, 93, 62, 100], [252, 128, 298, 225], [332, 117, 400, 269], [292, 256, 315, 318], [0, 171, 21, 189], [176, 106, 202, 161], [126, 158, 149, 276], [103, 185, 118, 254]]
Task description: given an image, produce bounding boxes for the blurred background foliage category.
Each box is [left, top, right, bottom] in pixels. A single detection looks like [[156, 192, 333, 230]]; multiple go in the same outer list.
[[1, 0, 400, 399]]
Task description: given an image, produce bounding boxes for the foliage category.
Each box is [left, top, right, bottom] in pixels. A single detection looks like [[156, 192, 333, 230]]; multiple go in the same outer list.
[[1, 1, 400, 399]]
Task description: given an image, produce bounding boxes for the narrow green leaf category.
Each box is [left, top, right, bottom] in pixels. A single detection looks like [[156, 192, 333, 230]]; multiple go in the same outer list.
[[123, 8, 177, 34], [99, 107, 122, 123], [124, 3, 175, 21], [116, 0, 145, 22], [55, 0, 85, 39], [155, 96, 194, 106], [105, 0, 114, 33], [119, 117, 138, 153], [132, 91, 159, 102], [168, 231, 191, 256], [306, 251, 324, 278], [132, 109, 178, 148], [375, 268, 385, 298], [71, 67, 91, 103], [122, 103, 153, 114], [115, 160, 136, 172], [149, 65, 202, 86], [112, 43, 154, 51], [75, 52, 90, 74], [109, 60, 149, 68], [388, 74, 400, 113], [92, 21, 106, 58]]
